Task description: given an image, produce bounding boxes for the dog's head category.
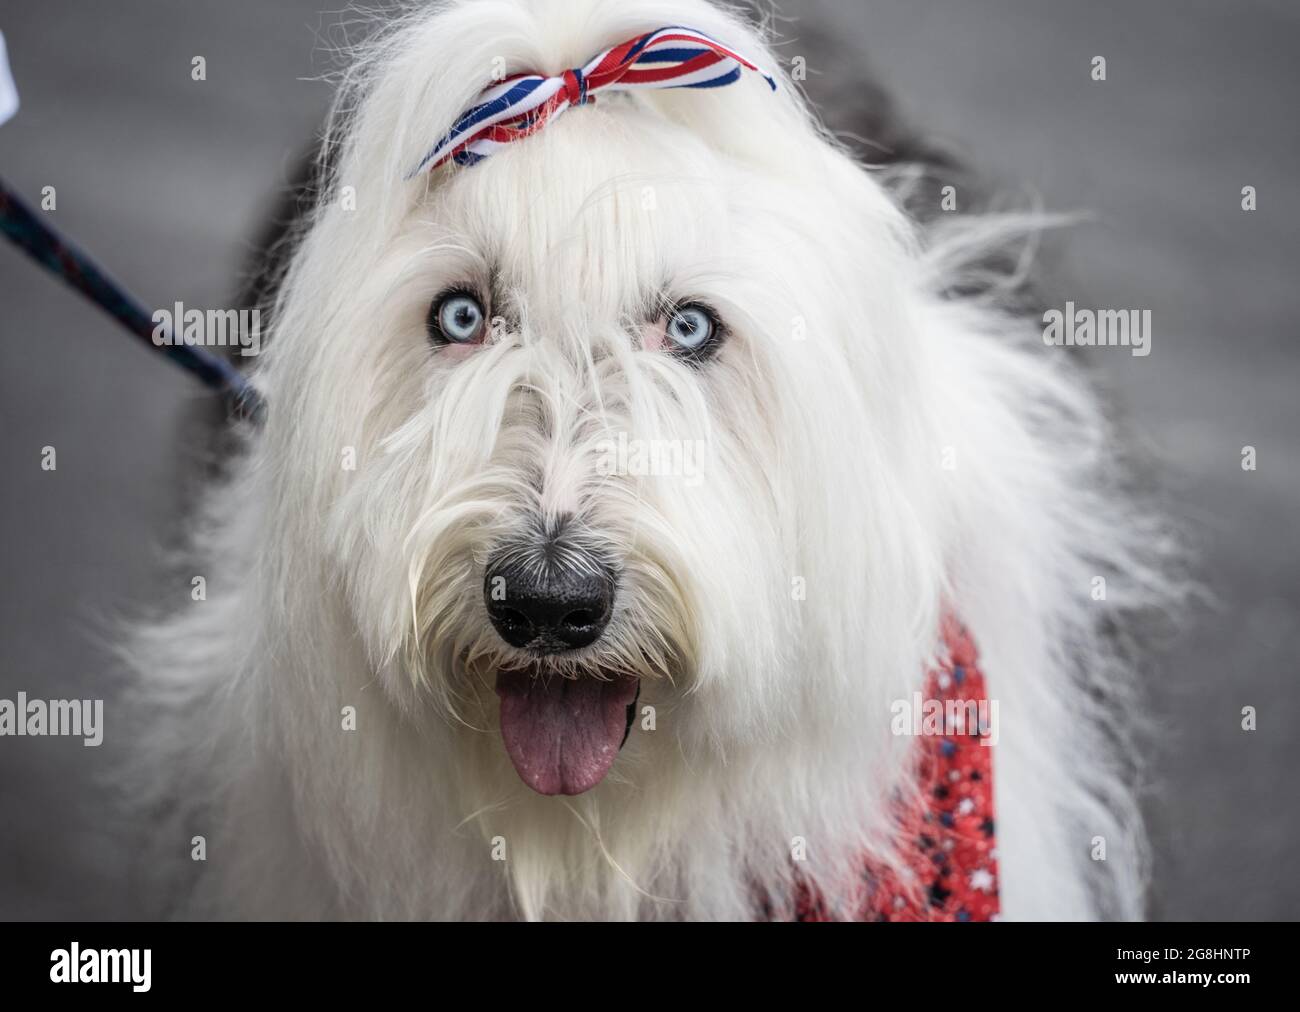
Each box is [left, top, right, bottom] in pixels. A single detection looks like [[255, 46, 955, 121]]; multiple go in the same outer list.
[[261, 0, 942, 800]]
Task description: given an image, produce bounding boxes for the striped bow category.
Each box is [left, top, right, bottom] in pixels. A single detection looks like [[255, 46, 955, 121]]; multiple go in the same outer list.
[[409, 24, 777, 176]]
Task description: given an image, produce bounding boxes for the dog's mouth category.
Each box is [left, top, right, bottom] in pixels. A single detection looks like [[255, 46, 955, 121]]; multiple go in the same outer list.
[[495, 666, 640, 796]]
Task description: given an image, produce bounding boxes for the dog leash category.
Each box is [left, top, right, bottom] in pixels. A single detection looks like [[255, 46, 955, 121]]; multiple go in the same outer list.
[[0, 177, 264, 423], [0, 32, 261, 422]]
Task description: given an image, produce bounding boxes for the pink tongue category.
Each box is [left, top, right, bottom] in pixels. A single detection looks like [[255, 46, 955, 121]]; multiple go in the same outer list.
[[496, 670, 639, 796]]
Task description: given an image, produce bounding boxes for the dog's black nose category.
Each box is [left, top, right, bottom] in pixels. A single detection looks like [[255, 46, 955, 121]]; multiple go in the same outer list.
[[484, 540, 616, 654]]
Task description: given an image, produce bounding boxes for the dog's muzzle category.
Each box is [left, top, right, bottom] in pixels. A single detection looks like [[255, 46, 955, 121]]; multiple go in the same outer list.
[[483, 530, 634, 796]]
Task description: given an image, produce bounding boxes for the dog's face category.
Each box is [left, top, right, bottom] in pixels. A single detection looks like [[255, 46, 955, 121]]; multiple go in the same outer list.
[[281, 13, 932, 803]]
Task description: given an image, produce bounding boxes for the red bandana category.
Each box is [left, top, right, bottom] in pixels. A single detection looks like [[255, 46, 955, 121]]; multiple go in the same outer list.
[[790, 617, 1000, 921]]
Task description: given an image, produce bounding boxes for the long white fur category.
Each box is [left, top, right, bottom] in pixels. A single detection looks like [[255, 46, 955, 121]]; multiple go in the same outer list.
[[126, 0, 1172, 920]]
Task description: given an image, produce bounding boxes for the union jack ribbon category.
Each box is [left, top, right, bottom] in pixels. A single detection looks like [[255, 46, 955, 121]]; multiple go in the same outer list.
[[408, 25, 777, 177]]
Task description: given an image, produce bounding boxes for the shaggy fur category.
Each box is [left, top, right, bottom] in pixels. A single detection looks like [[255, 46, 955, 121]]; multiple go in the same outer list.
[[127, 0, 1173, 920]]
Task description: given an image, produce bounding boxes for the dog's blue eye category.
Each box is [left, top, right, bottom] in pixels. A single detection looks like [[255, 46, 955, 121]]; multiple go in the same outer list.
[[429, 291, 486, 344], [665, 304, 717, 353]]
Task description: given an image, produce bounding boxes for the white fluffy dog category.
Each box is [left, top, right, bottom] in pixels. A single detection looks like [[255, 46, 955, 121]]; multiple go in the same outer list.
[[130, 0, 1170, 920]]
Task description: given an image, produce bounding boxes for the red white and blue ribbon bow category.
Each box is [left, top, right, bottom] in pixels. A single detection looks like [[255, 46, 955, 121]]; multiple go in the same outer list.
[[408, 25, 777, 176]]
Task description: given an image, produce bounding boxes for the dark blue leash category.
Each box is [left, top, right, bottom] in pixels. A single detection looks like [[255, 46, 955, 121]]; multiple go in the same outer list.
[[0, 175, 265, 423]]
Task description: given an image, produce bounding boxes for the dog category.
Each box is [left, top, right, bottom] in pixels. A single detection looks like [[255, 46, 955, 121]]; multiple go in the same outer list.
[[127, 0, 1173, 920]]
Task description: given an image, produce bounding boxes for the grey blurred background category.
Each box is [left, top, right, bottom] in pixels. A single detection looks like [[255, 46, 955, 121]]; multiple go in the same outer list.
[[0, 1, 1295, 920]]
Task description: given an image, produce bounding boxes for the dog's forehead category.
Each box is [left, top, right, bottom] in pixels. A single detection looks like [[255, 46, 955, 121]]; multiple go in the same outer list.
[[430, 103, 738, 310]]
